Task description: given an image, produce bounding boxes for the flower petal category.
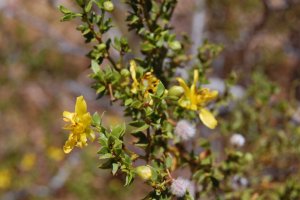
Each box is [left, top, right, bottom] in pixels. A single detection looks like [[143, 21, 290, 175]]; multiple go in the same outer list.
[[192, 69, 199, 89], [130, 60, 137, 81], [176, 78, 190, 97], [63, 134, 76, 154], [75, 96, 87, 116], [63, 111, 74, 122], [130, 60, 139, 93], [199, 108, 218, 129]]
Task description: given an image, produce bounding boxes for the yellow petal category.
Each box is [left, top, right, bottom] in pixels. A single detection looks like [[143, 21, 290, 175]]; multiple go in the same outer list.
[[176, 78, 190, 96], [130, 60, 137, 82], [199, 108, 218, 129], [63, 133, 76, 153], [75, 96, 87, 116], [130, 60, 139, 93], [63, 111, 75, 122], [77, 133, 88, 148], [192, 69, 199, 89], [81, 113, 92, 126]]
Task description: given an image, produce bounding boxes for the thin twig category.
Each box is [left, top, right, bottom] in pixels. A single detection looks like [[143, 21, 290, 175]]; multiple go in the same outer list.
[[83, 8, 119, 71], [108, 84, 116, 102]]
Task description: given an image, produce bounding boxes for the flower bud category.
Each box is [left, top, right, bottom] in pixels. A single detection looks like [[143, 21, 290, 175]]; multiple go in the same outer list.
[[168, 86, 184, 98], [135, 165, 152, 180], [174, 120, 196, 141], [103, 1, 114, 12], [169, 41, 181, 51]]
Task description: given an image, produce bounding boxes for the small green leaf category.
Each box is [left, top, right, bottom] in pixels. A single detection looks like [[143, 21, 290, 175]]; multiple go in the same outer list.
[[125, 172, 134, 186], [59, 5, 72, 14], [141, 42, 155, 52], [129, 121, 146, 127], [91, 60, 100, 73], [165, 154, 173, 169], [111, 123, 126, 138], [155, 82, 165, 97], [92, 112, 101, 126], [85, 0, 93, 12], [99, 153, 114, 159], [131, 124, 149, 133], [98, 160, 113, 169], [124, 98, 133, 106], [96, 85, 106, 94], [112, 163, 119, 175]]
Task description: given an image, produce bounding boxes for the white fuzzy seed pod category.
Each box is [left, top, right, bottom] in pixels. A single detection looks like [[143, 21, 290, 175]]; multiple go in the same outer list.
[[230, 133, 245, 147], [170, 177, 191, 197], [174, 120, 196, 141]]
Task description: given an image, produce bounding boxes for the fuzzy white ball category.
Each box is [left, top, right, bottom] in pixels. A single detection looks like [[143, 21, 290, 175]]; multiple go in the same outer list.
[[230, 133, 245, 147], [170, 177, 191, 197], [174, 120, 196, 141]]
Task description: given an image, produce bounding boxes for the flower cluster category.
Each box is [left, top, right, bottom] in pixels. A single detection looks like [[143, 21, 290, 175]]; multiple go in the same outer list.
[[130, 60, 160, 99]]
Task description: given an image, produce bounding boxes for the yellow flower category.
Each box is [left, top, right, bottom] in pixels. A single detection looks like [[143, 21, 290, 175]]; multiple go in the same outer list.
[[63, 96, 95, 153], [47, 146, 64, 161], [20, 153, 36, 171], [129, 60, 160, 102], [0, 169, 11, 190], [176, 70, 218, 129], [142, 72, 160, 99]]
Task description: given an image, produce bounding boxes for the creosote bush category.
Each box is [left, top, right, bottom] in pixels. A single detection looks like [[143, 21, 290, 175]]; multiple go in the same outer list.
[[59, 1, 300, 199]]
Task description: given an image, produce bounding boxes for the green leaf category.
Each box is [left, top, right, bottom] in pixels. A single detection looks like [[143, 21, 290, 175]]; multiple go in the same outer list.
[[61, 13, 81, 21], [165, 154, 173, 169], [85, 0, 94, 12], [91, 60, 100, 73], [99, 153, 114, 159], [98, 160, 113, 169], [98, 135, 108, 146], [141, 42, 155, 52], [125, 172, 134, 186], [75, 0, 84, 6], [92, 112, 102, 126], [59, 5, 72, 14], [112, 163, 119, 175], [155, 82, 165, 97], [111, 123, 126, 138], [129, 121, 146, 127], [131, 124, 149, 133], [124, 98, 133, 106], [96, 85, 106, 94]]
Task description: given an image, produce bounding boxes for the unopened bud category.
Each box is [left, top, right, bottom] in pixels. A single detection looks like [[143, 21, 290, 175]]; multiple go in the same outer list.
[[136, 165, 152, 180], [103, 1, 114, 12], [168, 86, 184, 99]]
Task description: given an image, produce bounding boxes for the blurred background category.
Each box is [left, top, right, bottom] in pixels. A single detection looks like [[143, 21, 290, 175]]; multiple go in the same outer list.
[[0, 0, 300, 199]]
